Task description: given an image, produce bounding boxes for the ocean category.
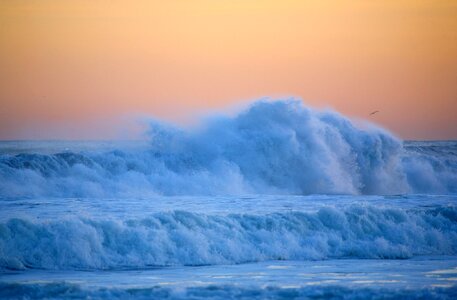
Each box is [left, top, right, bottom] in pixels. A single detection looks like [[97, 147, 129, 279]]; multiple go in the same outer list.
[[1, 100, 456, 299]]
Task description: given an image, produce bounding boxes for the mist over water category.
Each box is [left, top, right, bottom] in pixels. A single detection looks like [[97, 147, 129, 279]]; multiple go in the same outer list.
[[1, 100, 456, 198]]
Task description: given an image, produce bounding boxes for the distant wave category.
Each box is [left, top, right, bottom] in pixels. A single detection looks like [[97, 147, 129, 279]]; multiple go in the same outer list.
[[0, 100, 456, 198], [1, 205, 456, 270]]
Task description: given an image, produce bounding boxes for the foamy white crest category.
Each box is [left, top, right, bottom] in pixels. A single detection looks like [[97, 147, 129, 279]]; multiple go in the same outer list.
[[1, 206, 456, 270], [0, 100, 456, 197]]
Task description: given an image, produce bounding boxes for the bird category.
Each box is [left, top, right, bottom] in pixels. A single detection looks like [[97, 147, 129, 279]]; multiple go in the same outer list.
[[369, 110, 379, 116]]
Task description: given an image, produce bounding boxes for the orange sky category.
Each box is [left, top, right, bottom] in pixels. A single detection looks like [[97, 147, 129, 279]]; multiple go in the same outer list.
[[0, 0, 456, 140]]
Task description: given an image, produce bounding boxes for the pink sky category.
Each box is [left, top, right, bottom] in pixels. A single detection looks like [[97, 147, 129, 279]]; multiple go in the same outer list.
[[1, 1, 456, 140]]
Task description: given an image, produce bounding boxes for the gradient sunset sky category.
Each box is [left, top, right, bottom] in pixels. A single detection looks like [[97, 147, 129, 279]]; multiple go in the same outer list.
[[1, 0, 456, 140]]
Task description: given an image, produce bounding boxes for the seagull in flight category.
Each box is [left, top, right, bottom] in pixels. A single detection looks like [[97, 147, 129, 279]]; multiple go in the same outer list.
[[369, 110, 379, 116]]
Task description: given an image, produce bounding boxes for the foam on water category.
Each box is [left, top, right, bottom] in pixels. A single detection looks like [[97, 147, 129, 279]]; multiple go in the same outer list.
[[2, 258, 457, 299], [1, 100, 456, 198], [1, 205, 456, 270]]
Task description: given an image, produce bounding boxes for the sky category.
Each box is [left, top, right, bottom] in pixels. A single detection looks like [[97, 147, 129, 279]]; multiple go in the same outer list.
[[0, 0, 456, 140]]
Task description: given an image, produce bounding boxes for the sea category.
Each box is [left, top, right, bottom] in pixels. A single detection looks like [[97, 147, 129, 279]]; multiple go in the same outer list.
[[1, 100, 456, 299]]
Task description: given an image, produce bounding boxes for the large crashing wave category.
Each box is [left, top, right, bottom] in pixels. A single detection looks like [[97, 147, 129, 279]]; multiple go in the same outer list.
[[1, 206, 457, 270], [0, 100, 456, 197]]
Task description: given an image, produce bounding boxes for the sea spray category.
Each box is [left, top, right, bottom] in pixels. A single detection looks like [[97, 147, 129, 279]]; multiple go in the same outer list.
[[0, 100, 456, 198]]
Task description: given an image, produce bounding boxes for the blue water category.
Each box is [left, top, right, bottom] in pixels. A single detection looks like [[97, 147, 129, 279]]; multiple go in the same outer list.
[[1, 100, 457, 299]]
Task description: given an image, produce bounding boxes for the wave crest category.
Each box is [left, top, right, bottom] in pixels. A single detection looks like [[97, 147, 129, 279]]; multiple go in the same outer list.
[[2, 100, 454, 197], [1, 206, 456, 270]]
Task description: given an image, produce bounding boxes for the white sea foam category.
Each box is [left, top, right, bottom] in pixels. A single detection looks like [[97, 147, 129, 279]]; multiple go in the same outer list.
[[1, 206, 456, 270], [1, 100, 456, 198]]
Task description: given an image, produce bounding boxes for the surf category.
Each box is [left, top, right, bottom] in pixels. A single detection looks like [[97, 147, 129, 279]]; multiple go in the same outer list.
[[1, 100, 456, 198]]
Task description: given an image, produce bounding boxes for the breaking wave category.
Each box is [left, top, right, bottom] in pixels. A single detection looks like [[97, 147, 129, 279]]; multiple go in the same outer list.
[[1, 100, 456, 198], [1, 205, 457, 270]]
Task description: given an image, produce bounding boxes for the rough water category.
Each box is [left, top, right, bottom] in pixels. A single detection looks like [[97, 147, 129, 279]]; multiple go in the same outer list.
[[1, 100, 456, 299]]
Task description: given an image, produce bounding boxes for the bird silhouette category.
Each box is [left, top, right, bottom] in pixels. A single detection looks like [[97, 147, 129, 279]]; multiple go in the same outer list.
[[369, 110, 379, 116]]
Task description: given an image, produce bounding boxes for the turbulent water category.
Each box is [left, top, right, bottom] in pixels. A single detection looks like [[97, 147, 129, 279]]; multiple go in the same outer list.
[[1, 100, 457, 299]]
